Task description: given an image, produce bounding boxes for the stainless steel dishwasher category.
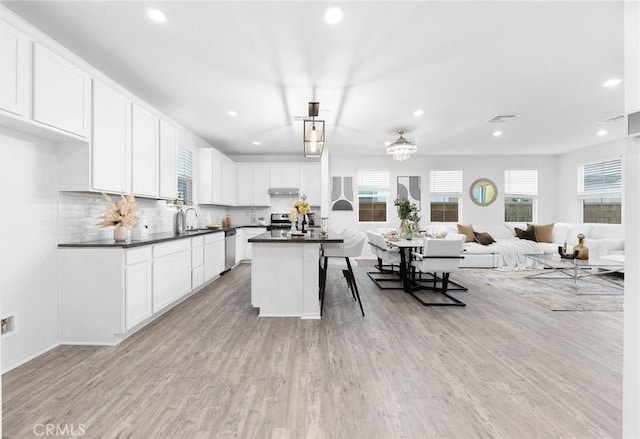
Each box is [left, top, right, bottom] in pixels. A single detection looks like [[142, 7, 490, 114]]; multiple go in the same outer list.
[[224, 229, 236, 272]]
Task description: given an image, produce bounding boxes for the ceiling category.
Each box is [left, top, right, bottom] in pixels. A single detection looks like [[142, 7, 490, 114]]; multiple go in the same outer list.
[[4, 1, 626, 157]]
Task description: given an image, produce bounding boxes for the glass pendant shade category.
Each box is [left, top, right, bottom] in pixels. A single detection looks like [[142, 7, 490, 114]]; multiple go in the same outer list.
[[304, 119, 325, 158]]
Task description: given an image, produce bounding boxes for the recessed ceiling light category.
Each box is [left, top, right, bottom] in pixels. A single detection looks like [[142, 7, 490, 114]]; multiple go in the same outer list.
[[252, 141, 261, 145], [227, 110, 238, 116], [413, 109, 424, 117], [493, 131, 503, 137], [602, 78, 621, 88], [146, 8, 167, 23], [597, 130, 608, 136], [324, 5, 344, 24]]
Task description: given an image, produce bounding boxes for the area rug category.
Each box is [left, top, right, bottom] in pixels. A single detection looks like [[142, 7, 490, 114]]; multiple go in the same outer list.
[[454, 268, 624, 312]]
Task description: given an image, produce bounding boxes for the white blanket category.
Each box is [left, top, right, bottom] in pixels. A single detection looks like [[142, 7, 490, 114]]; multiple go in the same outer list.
[[493, 239, 543, 271]]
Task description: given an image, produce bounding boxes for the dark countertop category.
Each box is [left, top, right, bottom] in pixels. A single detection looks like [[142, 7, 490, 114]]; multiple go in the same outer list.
[[58, 225, 269, 249], [248, 231, 343, 243]]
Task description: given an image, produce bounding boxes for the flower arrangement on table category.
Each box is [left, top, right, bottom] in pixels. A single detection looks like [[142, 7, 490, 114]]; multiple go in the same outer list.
[[393, 198, 420, 237], [290, 194, 311, 231], [97, 193, 139, 241]]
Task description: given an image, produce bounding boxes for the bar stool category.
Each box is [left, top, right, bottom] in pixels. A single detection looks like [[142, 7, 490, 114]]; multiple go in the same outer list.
[[320, 232, 366, 316]]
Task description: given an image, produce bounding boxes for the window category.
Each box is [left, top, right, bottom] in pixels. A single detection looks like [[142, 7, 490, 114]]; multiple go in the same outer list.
[[429, 171, 462, 222], [358, 171, 389, 222], [579, 158, 622, 224], [504, 169, 538, 222], [177, 148, 193, 205]]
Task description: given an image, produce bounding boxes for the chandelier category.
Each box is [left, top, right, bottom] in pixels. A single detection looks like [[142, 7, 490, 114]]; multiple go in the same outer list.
[[386, 129, 417, 161]]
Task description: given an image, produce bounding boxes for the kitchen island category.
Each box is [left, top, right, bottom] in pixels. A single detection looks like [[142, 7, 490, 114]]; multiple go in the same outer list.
[[248, 230, 343, 319]]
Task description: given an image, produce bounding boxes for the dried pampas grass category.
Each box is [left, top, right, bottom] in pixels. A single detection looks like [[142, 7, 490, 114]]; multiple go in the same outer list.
[[97, 193, 139, 229]]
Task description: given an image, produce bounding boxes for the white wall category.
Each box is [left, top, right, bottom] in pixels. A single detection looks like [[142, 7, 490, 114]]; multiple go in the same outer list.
[[0, 128, 59, 371], [554, 139, 626, 223], [329, 154, 557, 253]]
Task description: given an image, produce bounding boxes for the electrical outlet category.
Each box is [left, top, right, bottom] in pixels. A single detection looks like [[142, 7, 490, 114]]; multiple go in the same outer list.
[[85, 206, 92, 217], [1, 316, 15, 335]]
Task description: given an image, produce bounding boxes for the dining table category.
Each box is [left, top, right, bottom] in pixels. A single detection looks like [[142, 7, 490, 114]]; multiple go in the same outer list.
[[385, 236, 468, 306]]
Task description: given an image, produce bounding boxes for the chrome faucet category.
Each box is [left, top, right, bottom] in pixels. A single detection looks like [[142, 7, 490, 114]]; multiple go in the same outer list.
[[185, 208, 199, 230]]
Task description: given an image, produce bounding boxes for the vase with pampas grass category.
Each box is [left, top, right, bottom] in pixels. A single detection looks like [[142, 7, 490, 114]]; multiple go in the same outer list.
[[96, 193, 139, 242]]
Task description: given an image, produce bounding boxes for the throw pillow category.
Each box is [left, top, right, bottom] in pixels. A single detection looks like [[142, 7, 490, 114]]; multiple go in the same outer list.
[[474, 231, 496, 246], [457, 224, 476, 243], [530, 223, 554, 243], [515, 225, 537, 241]]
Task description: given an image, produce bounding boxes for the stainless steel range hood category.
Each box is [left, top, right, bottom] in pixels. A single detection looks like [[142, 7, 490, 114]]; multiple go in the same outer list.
[[268, 188, 299, 195]]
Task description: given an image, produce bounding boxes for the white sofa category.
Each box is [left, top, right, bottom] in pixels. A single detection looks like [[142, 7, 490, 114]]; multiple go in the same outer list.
[[424, 223, 624, 268]]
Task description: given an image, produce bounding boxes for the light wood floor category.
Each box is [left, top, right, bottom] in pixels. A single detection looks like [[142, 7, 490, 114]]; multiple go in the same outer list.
[[3, 264, 622, 438]]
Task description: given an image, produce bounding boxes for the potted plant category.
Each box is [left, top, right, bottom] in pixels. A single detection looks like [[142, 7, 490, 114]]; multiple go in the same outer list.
[[257, 216, 266, 226], [394, 198, 419, 238], [97, 193, 139, 242]]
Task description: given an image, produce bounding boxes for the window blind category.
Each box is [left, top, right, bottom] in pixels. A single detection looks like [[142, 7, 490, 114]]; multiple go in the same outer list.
[[580, 158, 622, 194], [357, 170, 390, 189], [504, 169, 538, 196], [177, 148, 193, 205], [429, 171, 462, 193]]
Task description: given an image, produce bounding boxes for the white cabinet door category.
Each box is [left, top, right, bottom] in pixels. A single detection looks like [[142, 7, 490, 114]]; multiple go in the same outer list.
[[159, 120, 177, 199], [131, 104, 159, 197], [173, 250, 192, 298], [221, 157, 237, 205], [235, 228, 246, 263], [0, 21, 30, 117], [270, 164, 300, 188], [152, 256, 173, 312], [252, 165, 271, 206], [212, 240, 225, 275], [192, 265, 204, 290], [197, 148, 213, 204], [211, 151, 223, 204], [299, 163, 321, 204], [125, 260, 152, 330], [92, 80, 131, 193], [33, 43, 90, 137], [203, 243, 217, 281], [237, 164, 252, 205]]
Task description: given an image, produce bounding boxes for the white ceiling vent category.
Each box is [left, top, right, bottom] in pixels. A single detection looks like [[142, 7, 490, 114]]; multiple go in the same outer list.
[[487, 114, 518, 123], [600, 114, 625, 123]]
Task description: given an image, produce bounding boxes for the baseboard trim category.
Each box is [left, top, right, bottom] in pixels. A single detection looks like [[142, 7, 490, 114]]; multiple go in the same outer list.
[[2, 341, 60, 374]]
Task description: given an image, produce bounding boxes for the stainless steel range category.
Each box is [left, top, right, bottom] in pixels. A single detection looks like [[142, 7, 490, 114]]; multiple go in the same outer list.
[[268, 213, 293, 230]]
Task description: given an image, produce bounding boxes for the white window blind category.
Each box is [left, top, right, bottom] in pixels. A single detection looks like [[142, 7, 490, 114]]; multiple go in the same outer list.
[[357, 170, 390, 189], [429, 171, 462, 193], [504, 170, 538, 196], [579, 158, 622, 195], [177, 148, 193, 205]]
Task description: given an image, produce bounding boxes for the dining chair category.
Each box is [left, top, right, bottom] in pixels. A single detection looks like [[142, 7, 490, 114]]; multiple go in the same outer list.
[[365, 231, 402, 289]]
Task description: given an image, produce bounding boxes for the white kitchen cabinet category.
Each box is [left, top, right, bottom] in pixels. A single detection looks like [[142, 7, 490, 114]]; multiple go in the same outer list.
[[92, 79, 131, 193], [299, 163, 321, 204], [131, 103, 159, 197], [245, 227, 267, 260], [32, 43, 90, 137], [0, 20, 30, 117], [125, 259, 152, 331], [204, 232, 225, 281], [152, 256, 174, 312], [212, 152, 223, 204], [269, 164, 300, 188], [196, 148, 225, 204], [221, 157, 237, 206], [237, 164, 271, 206], [235, 228, 246, 263], [159, 120, 177, 199], [173, 250, 192, 298], [191, 236, 205, 289]]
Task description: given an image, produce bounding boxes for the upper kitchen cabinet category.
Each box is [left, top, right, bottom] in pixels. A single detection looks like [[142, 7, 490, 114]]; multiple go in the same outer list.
[[269, 164, 300, 188], [237, 164, 270, 206], [159, 120, 178, 199], [299, 163, 321, 204], [131, 103, 159, 198], [196, 148, 225, 205], [0, 20, 30, 117], [221, 157, 237, 206], [91, 79, 131, 193], [32, 43, 91, 137]]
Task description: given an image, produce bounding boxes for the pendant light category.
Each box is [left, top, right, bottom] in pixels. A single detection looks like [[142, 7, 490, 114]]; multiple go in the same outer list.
[[303, 102, 325, 158], [386, 129, 417, 161]]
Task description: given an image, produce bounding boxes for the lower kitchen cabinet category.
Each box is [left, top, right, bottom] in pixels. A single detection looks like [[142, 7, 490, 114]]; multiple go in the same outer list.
[[245, 227, 267, 260], [191, 236, 205, 289], [204, 232, 225, 281], [125, 260, 152, 331]]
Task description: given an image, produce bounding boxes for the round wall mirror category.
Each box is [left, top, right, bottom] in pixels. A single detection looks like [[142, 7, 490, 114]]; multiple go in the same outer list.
[[469, 178, 498, 206]]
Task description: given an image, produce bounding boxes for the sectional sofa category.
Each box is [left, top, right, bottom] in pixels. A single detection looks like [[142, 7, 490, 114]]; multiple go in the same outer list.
[[424, 223, 624, 268]]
